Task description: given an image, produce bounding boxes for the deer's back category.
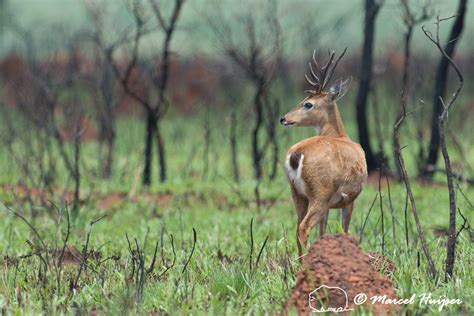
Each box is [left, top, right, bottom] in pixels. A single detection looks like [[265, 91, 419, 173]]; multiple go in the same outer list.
[[286, 136, 367, 203]]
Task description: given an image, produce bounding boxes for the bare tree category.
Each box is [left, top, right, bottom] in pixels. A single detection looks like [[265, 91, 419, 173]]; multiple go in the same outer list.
[[3, 25, 87, 215], [84, 2, 120, 179], [229, 109, 240, 182], [1, 109, 58, 213], [208, 1, 282, 180], [355, 0, 383, 173], [422, 0, 467, 180], [394, 96, 437, 279], [110, 0, 185, 185], [393, 0, 431, 180], [423, 15, 464, 281], [219, 63, 244, 182]]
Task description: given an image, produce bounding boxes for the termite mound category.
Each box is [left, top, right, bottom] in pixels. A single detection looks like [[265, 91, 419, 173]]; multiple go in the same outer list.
[[285, 234, 398, 315]]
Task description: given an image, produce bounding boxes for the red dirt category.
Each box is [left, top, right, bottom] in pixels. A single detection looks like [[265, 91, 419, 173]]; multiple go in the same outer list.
[[0, 184, 79, 206], [96, 192, 127, 209], [1, 183, 280, 214], [365, 170, 456, 189], [96, 192, 174, 209], [0, 183, 284, 216], [136, 192, 174, 208], [431, 226, 449, 238], [285, 234, 398, 315], [3, 245, 83, 266], [59, 245, 83, 265], [1, 184, 186, 210], [59, 117, 99, 142], [365, 170, 398, 187]]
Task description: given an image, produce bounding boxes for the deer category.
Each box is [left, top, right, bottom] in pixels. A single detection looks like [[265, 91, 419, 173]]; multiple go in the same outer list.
[[279, 49, 368, 258]]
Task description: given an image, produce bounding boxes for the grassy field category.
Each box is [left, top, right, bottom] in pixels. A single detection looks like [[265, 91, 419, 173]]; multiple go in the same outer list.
[[0, 98, 473, 315], [1, 0, 473, 314]]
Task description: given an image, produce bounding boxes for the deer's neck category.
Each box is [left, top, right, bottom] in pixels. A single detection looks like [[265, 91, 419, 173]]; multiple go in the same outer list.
[[319, 103, 348, 138]]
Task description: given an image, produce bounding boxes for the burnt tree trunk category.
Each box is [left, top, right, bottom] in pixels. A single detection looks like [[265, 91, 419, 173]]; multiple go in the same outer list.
[[143, 111, 156, 186], [355, 0, 382, 173], [394, 24, 413, 181], [202, 113, 211, 180], [268, 97, 280, 181], [100, 52, 116, 179], [270, 131, 279, 180], [156, 120, 167, 182], [150, 0, 184, 184], [441, 114, 457, 281], [253, 82, 265, 180], [423, 0, 467, 179], [72, 119, 82, 216], [230, 110, 240, 182], [103, 126, 115, 178], [98, 115, 115, 179], [99, 125, 115, 179]]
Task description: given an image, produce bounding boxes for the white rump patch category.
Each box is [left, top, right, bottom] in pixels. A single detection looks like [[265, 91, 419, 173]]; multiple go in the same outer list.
[[285, 154, 306, 196]]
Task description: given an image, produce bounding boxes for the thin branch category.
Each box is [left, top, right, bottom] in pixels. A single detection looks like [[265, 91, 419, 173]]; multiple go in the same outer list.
[[394, 90, 437, 279], [455, 208, 469, 239], [182, 228, 197, 273], [423, 13, 464, 281], [359, 193, 378, 244]]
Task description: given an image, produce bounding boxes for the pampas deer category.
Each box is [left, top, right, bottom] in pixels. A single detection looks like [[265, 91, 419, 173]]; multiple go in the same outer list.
[[280, 49, 367, 258]]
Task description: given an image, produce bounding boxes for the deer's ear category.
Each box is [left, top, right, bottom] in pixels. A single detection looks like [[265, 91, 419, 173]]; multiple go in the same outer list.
[[328, 76, 352, 102]]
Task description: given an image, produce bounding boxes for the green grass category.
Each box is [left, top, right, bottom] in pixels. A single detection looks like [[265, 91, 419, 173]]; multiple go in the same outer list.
[[0, 104, 473, 315]]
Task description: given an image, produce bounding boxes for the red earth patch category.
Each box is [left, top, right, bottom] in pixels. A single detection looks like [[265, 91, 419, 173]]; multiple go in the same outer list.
[[285, 234, 398, 315]]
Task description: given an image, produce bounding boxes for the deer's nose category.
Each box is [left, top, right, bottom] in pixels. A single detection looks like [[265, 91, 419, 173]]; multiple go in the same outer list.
[[280, 116, 285, 125]]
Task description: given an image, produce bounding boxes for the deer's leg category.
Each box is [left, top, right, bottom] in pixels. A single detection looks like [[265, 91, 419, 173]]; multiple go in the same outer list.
[[298, 202, 328, 253], [290, 186, 308, 259], [342, 202, 354, 233], [319, 212, 329, 237]]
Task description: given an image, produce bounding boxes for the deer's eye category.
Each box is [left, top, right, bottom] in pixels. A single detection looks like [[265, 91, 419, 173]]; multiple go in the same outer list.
[[303, 102, 313, 110]]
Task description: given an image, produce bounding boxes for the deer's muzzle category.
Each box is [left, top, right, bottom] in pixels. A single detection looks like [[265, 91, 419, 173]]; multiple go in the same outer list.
[[280, 116, 294, 126]]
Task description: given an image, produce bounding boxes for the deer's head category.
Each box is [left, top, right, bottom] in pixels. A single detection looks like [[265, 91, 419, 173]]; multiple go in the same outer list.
[[280, 49, 351, 128]]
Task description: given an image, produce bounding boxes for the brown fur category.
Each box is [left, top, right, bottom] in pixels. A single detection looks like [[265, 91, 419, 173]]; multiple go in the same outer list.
[[282, 92, 368, 258]]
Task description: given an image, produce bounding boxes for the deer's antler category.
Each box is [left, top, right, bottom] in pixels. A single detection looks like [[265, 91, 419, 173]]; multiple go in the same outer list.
[[304, 48, 347, 95]]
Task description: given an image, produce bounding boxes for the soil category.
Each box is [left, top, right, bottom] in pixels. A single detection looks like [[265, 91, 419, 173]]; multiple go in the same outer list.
[[0, 184, 174, 210], [59, 117, 98, 142], [96, 192, 128, 209], [365, 169, 458, 189], [3, 245, 83, 267], [285, 234, 398, 315], [59, 245, 83, 265], [365, 170, 398, 188], [0, 184, 81, 206], [1, 183, 280, 213], [431, 226, 449, 238]]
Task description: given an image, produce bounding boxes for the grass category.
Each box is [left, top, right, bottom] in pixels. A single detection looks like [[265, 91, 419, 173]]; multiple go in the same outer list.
[[0, 102, 473, 315]]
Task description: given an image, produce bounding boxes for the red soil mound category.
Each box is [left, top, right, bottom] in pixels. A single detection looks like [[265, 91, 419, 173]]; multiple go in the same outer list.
[[285, 234, 398, 315]]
